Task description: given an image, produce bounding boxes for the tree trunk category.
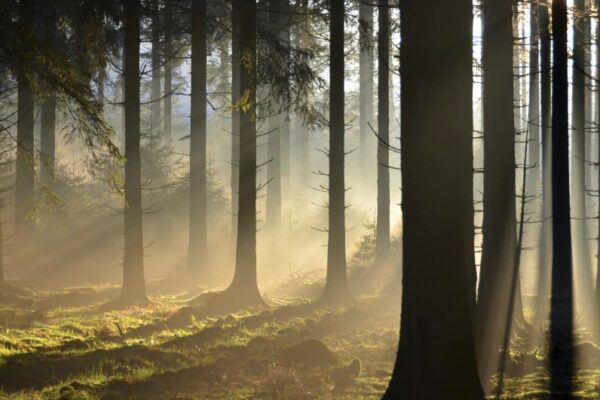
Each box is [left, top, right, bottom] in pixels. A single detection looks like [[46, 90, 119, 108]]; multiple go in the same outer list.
[[477, 0, 521, 384], [15, 0, 35, 234], [265, 0, 282, 232], [550, 0, 575, 395], [151, 0, 161, 135], [527, 0, 541, 234], [163, 2, 173, 138], [321, 0, 349, 304], [536, 0, 552, 325], [228, 0, 262, 305], [188, 0, 208, 277], [40, 94, 56, 185], [358, 0, 374, 196], [375, 0, 389, 267], [596, 0, 600, 313], [122, 0, 147, 304], [572, 0, 594, 318], [231, 0, 241, 246], [383, 0, 483, 397]]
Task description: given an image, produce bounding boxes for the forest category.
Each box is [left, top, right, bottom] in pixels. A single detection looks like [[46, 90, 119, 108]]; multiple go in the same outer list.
[[1, 0, 599, 398]]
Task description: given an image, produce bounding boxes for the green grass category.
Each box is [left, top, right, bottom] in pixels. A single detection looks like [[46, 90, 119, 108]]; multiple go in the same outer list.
[[0, 287, 399, 399]]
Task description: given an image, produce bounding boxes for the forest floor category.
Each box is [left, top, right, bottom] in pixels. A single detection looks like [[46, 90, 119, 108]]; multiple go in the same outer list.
[[2, 282, 600, 399], [0, 283, 400, 400]]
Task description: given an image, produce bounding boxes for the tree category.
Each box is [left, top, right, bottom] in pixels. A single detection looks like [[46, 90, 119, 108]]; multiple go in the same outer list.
[[383, 0, 483, 396], [188, 0, 209, 277], [265, 0, 283, 232], [321, 0, 350, 304], [40, 9, 57, 185], [358, 0, 374, 192], [15, 0, 35, 235], [476, 0, 522, 383], [572, 0, 594, 319], [375, 0, 390, 267], [121, 0, 147, 304], [150, 0, 162, 135], [550, 0, 575, 395], [536, 0, 552, 325], [226, 0, 263, 305], [163, 1, 173, 138], [231, 0, 241, 246]]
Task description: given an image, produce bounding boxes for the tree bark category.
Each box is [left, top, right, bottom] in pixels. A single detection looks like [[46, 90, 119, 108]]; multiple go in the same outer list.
[[375, 0, 389, 266], [228, 0, 262, 305], [358, 0, 374, 193], [15, 0, 35, 234], [572, 0, 594, 317], [150, 0, 161, 135], [477, 0, 522, 384], [231, 0, 241, 246], [265, 0, 283, 232], [40, 95, 56, 184], [383, 0, 483, 397], [550, 0, 575, 395], [188, 0, 208, 276], [163, 2, 173, 138], [121, 0, 147, 304], [321, 0, 349, 304], [536, 0, 552, 325]]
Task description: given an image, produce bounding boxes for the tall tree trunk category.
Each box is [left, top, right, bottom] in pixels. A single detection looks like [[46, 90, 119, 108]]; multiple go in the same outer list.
[[265, 0, 282, 232], [151, 0, 161, 135], [296, 0, 310, 193], [163, 2, 173, 138], [528, 0, 541, 235], [321, 0, 349, 304], [572, 0, 594, 318], [40, 95, 56, 184], [550, 0, 575, 395], [40, 12, 56, 186], [383, 0, 483, 397], [121, 0, 147, 304], [595, 0, 600, 318], [188, 0, 208, 277], [228, 0, 262, 305], [358, 0, 374, 196], [536, 0, 552, 325], [477, 0, 521, 385], [279, 0, 290, 217], [231, 0, 241, 247], [15, 0, 35, 234], [375, 0, 389, 266]]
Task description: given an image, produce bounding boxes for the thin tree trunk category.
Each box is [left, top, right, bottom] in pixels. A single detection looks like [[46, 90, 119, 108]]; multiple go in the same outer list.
[[15, 0, 35, 234], [550, 0, 575, 395], [358, 0, 374, 194], [477, 0, 520, 385], [383, 0, 483, 397], [536, 0, 552, 325], [163, 2, 173, 138], [188, 0, 208, 276], [228, 0, 262, 305], [40, 94, 56, 184], [231, 0, 241, 247], [595, 0, 600, 317], [265, 0, 282, 232], [375, 0, 389, 266], [121, 0, 147, 304], [321, 0, 349, 304], [572, 0, 594, 318], [151, 0, 161, 135]]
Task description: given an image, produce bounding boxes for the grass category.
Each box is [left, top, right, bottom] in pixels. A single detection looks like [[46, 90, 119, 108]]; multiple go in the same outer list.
[[0, 286, 400, 399]]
